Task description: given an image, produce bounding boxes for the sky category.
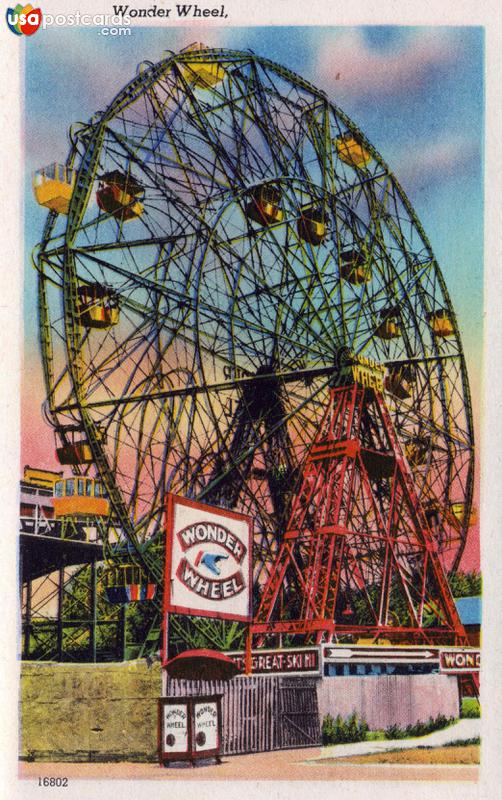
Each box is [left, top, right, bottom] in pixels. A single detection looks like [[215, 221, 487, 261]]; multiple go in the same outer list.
[[23, 25, 484, 569]]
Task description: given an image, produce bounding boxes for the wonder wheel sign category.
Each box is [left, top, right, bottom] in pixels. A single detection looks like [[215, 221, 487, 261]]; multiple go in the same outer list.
[[164, 494, 252, 622]]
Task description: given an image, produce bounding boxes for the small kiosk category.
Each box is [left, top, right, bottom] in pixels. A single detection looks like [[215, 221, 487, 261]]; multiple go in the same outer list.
[[160, 648, 241, 767], [158, 693, 223, 767]]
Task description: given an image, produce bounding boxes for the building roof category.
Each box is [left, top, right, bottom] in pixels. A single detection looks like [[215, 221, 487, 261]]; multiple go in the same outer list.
[[454, 595, 482, 626]]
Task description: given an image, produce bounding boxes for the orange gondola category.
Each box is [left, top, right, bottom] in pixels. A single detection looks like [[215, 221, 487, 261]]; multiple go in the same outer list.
[[53, 476, 109, 518]]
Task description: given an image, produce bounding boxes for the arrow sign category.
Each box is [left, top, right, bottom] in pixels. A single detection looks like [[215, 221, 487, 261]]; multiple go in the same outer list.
[[323, 646, 438, 661], [325, 649, 354, 659]]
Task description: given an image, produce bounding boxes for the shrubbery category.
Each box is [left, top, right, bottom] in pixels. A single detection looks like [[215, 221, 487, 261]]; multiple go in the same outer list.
[[322, 712, 369, 744], [448, 570, 481, 598], [384, 713, 454, 740], [461, 698, 481, 718], [321, 711, 458, 746]]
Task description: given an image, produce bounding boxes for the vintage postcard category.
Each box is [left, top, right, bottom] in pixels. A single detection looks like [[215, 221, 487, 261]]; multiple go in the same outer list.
[[2, 0, 501, 798]]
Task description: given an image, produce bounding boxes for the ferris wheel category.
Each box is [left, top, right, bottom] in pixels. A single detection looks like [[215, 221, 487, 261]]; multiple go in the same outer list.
[[34, 45, 475, 648]]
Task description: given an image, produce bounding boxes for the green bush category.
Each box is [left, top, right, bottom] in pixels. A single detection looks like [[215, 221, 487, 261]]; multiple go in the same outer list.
[[385, 723, 407, 740], [461, 698, 481, 718], [449, 570, 481, 598], [384, 713, 454, 740], [446, 737, 480, 747], [365, 730, 386, 741], [322, 712, 369, 745]]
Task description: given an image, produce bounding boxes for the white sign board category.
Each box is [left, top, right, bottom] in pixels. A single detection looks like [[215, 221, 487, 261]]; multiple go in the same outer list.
[[165, 494, 252, 622], [439, 649, 480, 673], [194, 701, 219, 752], [162, 703, 189, 754]]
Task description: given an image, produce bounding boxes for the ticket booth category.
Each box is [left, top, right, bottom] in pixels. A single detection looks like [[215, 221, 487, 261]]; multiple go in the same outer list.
[[158, 695, 223, 767]]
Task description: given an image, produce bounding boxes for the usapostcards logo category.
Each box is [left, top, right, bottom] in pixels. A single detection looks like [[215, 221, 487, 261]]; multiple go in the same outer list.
[[6, 3, 42, 35]]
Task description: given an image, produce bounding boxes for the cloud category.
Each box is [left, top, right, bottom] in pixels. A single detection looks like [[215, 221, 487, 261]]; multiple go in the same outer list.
[[392, 135, 480, 189], [317, 28, 462, 100]]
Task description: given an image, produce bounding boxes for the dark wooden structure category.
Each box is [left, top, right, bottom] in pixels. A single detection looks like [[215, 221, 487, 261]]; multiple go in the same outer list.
[[166, 676, 321, 754]]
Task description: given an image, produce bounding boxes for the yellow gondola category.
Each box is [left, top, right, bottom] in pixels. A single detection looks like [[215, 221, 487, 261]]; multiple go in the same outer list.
[[96, 170, 144, 221], [384, 365, 415, 400], [56, 427, 106, 466], [180, 42, 226, 88], [246, 184, 283, 226], [340, 248, 371, 285], [33, 163, 76, 214], [335, 134, 371, 168], [405, 436, 431, 467], [427, 309, 455, 337], [375, 309, 401, 340], [56, 441, 93, 466], [450, 502, 477, 527]]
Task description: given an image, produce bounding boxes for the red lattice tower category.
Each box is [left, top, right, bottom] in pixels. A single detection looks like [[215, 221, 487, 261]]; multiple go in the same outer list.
[[252, 360, 468, 648]]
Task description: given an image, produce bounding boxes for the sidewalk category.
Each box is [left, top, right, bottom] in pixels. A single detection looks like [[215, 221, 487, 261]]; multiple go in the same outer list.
[[306, 717, 480, 763], [19, 719, 479, 784]]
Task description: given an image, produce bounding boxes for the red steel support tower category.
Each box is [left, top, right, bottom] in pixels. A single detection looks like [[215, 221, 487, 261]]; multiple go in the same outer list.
[[253, 358, 468, 647]]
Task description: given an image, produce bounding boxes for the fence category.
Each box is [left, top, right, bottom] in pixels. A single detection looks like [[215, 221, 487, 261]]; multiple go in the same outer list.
[[317, 673, 460, 730], [168, 672, 459, 754], [167, 675, 321, 754]]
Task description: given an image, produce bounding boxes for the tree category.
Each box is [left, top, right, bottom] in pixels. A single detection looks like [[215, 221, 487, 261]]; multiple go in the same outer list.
[[449, 570, 482, 598]]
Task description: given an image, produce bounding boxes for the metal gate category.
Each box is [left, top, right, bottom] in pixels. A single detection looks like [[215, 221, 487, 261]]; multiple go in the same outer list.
[[279, 678, 321, 749]]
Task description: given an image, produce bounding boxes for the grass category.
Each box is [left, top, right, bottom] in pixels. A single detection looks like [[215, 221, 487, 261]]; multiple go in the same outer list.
[[316, 744, 480, 766], [445, 737, 480, 747], [365, 731, 386, 741]]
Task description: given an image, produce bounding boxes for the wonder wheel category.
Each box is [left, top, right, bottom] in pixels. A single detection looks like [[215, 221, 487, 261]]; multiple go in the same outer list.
[[34, 44, 475, 652]]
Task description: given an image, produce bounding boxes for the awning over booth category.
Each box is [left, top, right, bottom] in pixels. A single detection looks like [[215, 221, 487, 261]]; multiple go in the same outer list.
[[164, 649, 242, 680]]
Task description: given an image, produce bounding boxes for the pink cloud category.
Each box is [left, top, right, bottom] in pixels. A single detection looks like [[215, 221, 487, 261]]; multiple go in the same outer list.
[[318, 28, 461, 99], [20, 346, 61, 472], [393, 135, 479, 188]]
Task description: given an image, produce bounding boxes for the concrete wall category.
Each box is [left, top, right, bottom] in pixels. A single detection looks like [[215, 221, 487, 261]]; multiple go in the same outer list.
[[317, 674, 460, 730], [20, 661, 162, 762]]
